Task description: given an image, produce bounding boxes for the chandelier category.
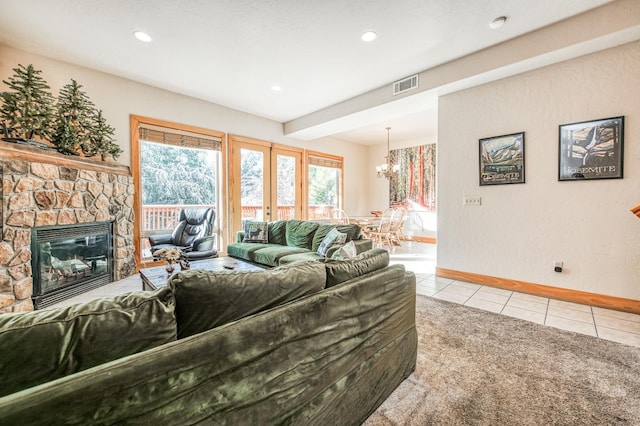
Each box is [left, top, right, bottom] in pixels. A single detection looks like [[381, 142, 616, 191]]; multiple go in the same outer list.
[[376, 127, 399, 179]]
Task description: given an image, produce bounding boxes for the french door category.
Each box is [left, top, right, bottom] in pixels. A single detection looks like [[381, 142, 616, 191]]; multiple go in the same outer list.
[[229, 135, 303, 238]]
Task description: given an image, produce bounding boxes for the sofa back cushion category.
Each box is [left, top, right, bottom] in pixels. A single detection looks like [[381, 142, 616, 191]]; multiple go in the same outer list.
[[323, 248, 390, 288], [169, 261, 326, 338], [267, 220, 287, 245], [336, 223, 362, 241], [285, 220, 320, 249], [311, 223, 361, 252], [0, 287, 176, 397]]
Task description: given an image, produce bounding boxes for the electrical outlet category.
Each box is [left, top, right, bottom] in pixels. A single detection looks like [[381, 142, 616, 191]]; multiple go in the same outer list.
[[463, 196, 481, 206], [554, 261, 563, 273]]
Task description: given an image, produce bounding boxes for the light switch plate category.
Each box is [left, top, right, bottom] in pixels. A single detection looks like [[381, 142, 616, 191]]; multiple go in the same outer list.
[[463, 196, 481, 206]]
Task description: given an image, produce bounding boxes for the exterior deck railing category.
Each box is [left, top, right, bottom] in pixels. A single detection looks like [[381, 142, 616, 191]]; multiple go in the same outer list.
[[141, 204, 337, 233], [141, 205, 218, 233]]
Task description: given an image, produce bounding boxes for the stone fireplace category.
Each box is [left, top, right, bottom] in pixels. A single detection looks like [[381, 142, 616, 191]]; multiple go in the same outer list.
[[0, 140, 136, 313]]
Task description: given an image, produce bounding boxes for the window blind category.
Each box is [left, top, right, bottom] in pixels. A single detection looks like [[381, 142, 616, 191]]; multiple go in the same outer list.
[[308, 154, 342, 169], [139, 123, 222, 151]]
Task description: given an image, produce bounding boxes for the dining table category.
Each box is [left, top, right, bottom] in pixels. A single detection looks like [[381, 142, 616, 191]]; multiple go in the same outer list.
[[349, 216, 381, 238]]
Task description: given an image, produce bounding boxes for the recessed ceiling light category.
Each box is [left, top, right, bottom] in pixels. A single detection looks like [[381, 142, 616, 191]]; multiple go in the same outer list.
[[361, 31, 377, 42], [271, 85, 282, 92], [133, 31, 152, 42], [489, 16, 507, 30]]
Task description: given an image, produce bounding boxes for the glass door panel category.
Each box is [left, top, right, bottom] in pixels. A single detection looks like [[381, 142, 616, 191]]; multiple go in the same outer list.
[[230, 137, 302, 237], [273, 148, 302, 220], [240, 147, 270, 221], [230, 137, 271, 236]]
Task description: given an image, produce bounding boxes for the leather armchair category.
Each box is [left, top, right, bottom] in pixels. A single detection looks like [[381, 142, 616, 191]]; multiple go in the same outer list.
[[149, 208, 218, 259]]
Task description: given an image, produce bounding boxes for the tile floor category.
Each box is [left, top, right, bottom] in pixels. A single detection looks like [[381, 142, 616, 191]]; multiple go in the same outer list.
[[51, 241, 640, 348], [390, 241, 640, 348]]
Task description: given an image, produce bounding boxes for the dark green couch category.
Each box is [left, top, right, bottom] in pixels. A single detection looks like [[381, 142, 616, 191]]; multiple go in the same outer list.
[[0, 249, 417, 425], [227, 219, 373, 267]]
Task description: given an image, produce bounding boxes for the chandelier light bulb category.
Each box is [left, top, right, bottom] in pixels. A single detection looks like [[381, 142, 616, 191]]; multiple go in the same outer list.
[[376, 127, 398, 179]]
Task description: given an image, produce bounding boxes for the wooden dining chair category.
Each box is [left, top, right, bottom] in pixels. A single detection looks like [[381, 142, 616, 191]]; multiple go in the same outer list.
[[368, 208, 394, 250], [389, 207, 408, 245], [330, 209, 350, 224]]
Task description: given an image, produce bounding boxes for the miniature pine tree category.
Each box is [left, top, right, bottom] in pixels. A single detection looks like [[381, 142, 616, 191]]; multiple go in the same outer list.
[[106, 140, 123, 160], [0, 64, 55, 140], [51, 79, 96, 155], [84, 109, 122, 160]]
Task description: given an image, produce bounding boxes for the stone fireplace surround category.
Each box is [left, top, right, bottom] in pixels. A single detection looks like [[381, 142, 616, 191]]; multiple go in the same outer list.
[[0, 140, 135, 313]]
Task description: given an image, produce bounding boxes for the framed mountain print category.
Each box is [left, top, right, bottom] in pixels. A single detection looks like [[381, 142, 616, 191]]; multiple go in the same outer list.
[[558, 116, 624, 181], [479, 132, 525, 186]]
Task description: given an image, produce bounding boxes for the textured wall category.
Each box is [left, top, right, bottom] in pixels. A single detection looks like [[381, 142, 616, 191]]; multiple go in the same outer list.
[[0, 151, 135, 313], [438, 41, 640, 300], [0, 44, 370, 225]]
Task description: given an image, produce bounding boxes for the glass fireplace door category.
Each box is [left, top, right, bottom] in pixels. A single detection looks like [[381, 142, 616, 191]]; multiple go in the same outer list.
[[31, 222, 113, 309]]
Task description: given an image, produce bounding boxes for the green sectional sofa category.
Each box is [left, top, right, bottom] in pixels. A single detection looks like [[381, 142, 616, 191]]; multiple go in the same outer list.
[[0, 249, 417, 425], [227, 219, 373, 267]]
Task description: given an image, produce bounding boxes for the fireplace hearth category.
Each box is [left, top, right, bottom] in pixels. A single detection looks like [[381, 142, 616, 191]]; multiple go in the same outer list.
[[31, 222, 114, 309]]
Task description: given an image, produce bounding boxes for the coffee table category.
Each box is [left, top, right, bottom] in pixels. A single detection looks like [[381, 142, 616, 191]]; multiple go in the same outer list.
[[140, 257, 263, 291]]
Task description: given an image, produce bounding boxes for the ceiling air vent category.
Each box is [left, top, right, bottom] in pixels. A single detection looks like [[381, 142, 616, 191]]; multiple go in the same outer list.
[[393, 74, 418, 96]]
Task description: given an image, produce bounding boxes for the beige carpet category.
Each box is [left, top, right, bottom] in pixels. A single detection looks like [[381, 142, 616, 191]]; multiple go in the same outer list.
[[364, 295, 640, 425]]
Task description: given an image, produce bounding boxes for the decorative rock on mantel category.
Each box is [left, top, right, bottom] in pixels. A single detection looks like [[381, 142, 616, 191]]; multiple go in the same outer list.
[[0, 140, 135, 314]]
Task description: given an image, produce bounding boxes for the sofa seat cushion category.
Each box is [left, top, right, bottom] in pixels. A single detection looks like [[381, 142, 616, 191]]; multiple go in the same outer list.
[[0, 287, 176, 397], [285, 220, 319, 249], [168, 261, 327, 338], [323, 248, 390, 288], [278, 252, 323, 265], [226, 242, 273, 261], [253, 246, 311, 267]]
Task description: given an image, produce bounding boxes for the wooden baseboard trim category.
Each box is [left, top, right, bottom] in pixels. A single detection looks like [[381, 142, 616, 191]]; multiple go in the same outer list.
[[407, 236, 437, 244], [436, 267, 640, 315]]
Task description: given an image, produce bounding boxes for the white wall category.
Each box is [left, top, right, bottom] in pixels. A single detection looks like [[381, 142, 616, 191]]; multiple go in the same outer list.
[[0, 45, 370, 217], [438, 41, 640, 300]]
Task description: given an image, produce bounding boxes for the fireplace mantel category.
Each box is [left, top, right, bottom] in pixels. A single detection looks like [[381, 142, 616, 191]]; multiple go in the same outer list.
[[1, 140, 135, 313], [0, 140, 130, 176]]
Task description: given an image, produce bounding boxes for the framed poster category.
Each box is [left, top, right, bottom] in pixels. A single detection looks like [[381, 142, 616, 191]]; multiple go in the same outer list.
[[479, 132, 525, 186], [558, 116, 624, 181]]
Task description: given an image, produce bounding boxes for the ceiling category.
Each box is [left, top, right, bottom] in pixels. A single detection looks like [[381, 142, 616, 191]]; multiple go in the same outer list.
[[0, 0, 615, 145]]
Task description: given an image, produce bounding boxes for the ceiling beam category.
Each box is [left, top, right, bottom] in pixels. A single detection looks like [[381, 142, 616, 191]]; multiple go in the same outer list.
[[284, 0, 640, 141]]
